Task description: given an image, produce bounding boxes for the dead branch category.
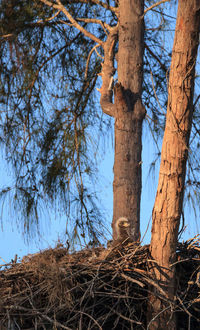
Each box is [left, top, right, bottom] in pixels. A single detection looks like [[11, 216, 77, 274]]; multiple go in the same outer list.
[[98, 25, 118, 117], [36, 10, 61, 23], [76, 18, 112, 33], [144, 0, 170, 16], [0, 239, 199, 329], [71, 0, 118, 14], [85, 44, 101, 80]]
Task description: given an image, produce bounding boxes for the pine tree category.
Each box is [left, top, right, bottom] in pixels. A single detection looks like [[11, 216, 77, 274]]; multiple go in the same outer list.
[[0, 0, 169, 242], [1, 2, 200, 327]]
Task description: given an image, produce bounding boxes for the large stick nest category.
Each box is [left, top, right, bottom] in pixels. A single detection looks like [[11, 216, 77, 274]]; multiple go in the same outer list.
[[0, 237, 200, 329]]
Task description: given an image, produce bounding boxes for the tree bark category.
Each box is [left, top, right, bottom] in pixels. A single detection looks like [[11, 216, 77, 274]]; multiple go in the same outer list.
[[148, 1, 200, 329], [112, 0, 145, 242]]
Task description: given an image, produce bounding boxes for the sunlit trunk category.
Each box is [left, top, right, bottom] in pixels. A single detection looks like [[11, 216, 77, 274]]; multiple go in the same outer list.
[[149, 1, 200, 328]]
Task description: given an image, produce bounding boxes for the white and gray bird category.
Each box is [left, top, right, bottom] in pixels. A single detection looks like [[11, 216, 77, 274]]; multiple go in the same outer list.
[[107, 217, 131, 248], [115, 217, 130, 238], [113, 217, 131, 245]]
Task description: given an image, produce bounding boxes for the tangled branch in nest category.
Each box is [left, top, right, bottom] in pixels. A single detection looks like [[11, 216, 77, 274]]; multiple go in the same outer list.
[[0, 237, 200, 329]]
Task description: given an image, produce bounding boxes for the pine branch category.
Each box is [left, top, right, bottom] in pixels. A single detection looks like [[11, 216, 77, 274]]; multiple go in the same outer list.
[[145, 43, 167, 73], [39, 0, 104, 45]]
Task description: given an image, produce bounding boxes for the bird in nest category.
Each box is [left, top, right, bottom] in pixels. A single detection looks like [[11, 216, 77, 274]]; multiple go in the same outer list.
[[107, 217, 131, 248]]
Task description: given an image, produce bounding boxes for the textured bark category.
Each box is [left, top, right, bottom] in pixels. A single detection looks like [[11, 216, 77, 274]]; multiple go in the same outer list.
[[148, 1, 200, 329], [112, 0, 145, 242], [99, 0, 145, 242]]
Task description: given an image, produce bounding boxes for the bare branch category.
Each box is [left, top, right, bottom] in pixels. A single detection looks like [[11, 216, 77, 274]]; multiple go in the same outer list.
[[98, 26, 118, 117], [39, 0, 59, 8], [57, 19, 73, 27], [144, 0, 170, 16], [121, 273, 145, 288], [39, 0, 117, 117], [1, 33, 14, 39], [94, 47, 103, 59], [74, 0, 118, 14], [77, 18, 112, 33], [37, 10, 61, 23], [39, 0, 104, 45], [85, 44, 101, 80]]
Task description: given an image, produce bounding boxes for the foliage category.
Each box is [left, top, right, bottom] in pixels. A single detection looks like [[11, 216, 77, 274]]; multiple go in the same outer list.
[[0, 0, 110, 242]]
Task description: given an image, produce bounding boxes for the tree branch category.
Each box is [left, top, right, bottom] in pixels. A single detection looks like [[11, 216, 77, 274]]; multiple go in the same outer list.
[[73, 0, 118, 14], [28, 32, 82, 103], [40, 0, 117, 117], [1, 33, 14, 39], [144, 0, 170, 16], [98, 26, 118, 117], [37, 10, 61, 23], [76, 18, 112, 33], [39, 0, 104, 45], [85, 44, 101, 80]]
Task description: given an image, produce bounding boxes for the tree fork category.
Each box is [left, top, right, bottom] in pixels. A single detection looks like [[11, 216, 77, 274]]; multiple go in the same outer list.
[[148, 1, 200, 329]]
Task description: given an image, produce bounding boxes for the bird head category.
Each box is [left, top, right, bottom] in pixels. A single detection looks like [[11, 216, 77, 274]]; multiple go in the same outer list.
[[117, 217, 130, 228]]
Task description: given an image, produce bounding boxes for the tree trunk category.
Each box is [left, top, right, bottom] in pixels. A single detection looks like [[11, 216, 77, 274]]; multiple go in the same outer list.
[[112, 0, 145, 242], [148, 1, 200, 329]]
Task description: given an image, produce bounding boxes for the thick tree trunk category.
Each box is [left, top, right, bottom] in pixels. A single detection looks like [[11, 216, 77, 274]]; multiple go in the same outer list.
[[112, 0, 145, 242], [148, 1, 200, 329]]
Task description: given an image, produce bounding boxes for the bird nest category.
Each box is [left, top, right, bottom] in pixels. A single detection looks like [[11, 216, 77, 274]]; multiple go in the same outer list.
[[0, 237, 200, 329]]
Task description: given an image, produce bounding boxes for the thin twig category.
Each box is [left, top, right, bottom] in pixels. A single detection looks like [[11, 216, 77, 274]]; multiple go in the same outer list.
[[121, 273, 145, 288], [144, 0, 170, 16], [37, 10, 61, 23], [85, 44, 101, 80], [77, 18, 112, 33], [147, 305, 171, 330]]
